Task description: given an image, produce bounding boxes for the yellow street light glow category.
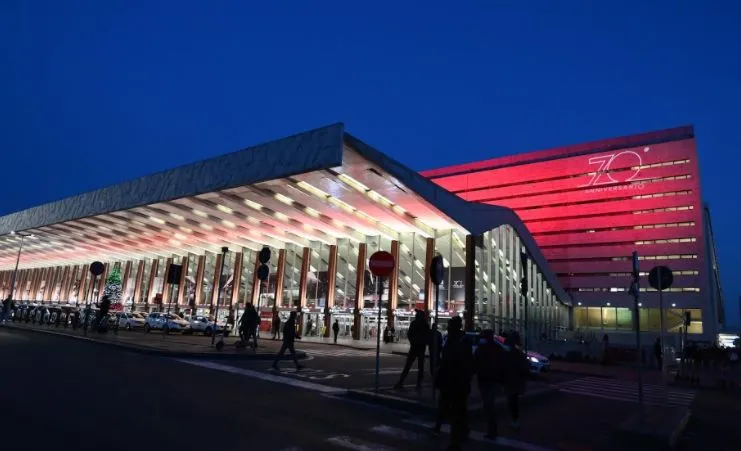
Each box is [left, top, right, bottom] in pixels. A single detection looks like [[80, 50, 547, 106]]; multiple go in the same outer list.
[[222, 220, 236, 228], [244, 199, 263, 210], [367, 190, 393, 207], [193, 209, 208, 218], [302, 224, 313, 231], [274, 212, 289, 221], [169, 213, 185, 221], [216, 204, 233, 214], [274, 193, 294, 205], [199, 223, 213, 231], [328, 196, 355, 213], [247, 217, 261, 225], [150, 216, 166, 225]]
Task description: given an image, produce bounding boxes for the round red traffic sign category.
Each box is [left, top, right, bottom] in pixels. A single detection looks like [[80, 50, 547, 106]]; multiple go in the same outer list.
[[369, 251, 395, 277]]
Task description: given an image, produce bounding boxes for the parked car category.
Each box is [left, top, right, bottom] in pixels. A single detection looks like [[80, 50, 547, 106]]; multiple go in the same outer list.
[[464, 331, 551, 375], [117, 312, 146, 331], [186, 315, 230, 336], [144, 312, 190, 334]]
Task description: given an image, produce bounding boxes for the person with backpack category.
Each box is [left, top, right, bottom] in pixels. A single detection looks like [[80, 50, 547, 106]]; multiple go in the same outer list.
[[432, 316, 473, 451], [394, 310, 431, 390]]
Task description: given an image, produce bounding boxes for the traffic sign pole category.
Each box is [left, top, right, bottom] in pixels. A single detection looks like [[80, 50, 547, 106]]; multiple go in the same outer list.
[[375, 276, 383, 393], [657, 266, 668, 407], [368, 251, 395, 394], [631, 251, 644, 410]]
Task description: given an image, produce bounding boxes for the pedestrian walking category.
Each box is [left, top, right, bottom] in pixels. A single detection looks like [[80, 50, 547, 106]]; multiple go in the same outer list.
[[2, 296, 10, 323], [243, 303, 260, 350], [332, 319, 340, 344], [502, 332, 528, 428], [473, 329, 506, 439], [432, 316, 473, 451], [394, 310, 431, 390], [273, 311, 303, 371]]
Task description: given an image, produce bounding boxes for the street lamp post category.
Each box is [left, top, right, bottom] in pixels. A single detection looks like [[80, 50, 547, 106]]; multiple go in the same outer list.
[[7, 231, 33, 301]]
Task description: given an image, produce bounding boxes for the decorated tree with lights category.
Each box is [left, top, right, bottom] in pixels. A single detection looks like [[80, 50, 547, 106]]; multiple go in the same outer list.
[[103, 266, 122, 304]]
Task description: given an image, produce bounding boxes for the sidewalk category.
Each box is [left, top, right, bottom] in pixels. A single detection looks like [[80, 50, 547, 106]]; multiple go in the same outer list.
[[299, 335, 411, 353], [1, 322, 307, 360]]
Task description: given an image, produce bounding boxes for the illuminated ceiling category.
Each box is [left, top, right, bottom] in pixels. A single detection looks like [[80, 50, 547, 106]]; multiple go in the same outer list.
[[0, 124, 571, 304]]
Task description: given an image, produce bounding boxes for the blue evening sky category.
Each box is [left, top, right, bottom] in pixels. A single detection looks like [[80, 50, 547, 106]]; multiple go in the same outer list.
[[1, 1, 739, 326]]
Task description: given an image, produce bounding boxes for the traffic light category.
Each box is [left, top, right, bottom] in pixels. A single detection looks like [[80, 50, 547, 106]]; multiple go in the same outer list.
[[520, 251, 529, 297]]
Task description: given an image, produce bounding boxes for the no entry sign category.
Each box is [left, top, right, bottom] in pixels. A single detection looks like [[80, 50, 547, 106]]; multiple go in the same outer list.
[[369, 251, 395, 277]]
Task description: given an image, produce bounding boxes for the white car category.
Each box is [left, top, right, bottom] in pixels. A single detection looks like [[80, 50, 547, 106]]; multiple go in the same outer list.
[[144, 312, 190, 334], [117, 312, 146, 331], [187, 316, 229, 336]]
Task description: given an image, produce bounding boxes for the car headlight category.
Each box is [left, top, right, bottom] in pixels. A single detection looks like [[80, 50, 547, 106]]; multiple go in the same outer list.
[[529, 356, 539, 363]]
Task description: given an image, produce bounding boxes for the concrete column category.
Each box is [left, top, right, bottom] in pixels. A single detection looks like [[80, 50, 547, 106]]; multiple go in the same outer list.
[[162, 257, 174, 306], [273, 249, 286, 313], [193, 256, 205, 308], [387, 240, 399, 329], [121, 261, 132, 305], [177, 256, 188, 306], [78, 266, 89, 304], [423, 237, 435, 318], [324, 244, 338, 338], [249, 252, 260, 307], [210, 254, 223, 308], [230, 252, 243, 308], [146, 259, 159, 310], [132, 261, 145, 306], [353, 243, 367, 340], [464, 234, 475, 332], [297, 247, 312, 336]]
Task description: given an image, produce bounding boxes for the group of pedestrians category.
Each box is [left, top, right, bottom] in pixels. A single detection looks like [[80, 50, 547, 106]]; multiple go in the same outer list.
[[393, 310, 529, 451]]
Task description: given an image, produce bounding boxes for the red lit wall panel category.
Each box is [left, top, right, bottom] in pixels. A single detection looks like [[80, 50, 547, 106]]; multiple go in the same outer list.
[[424, 130, 706, 314], [517, 195, 698, 222], [439, 140, 696, 193], [525, 210, 697, 235], [463, 163, 695, 202]]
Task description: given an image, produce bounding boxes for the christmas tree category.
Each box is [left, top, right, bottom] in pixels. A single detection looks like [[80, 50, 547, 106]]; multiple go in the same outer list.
[[103, 266, 122, 304]]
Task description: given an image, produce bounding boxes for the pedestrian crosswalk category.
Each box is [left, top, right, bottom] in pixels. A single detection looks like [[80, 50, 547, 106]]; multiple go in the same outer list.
[[558, 376, 696, 407], [279, 420, 554, 451]]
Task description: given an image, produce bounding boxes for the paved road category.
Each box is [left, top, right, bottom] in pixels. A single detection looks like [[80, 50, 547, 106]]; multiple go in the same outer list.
[[0, 328, 534, 451]]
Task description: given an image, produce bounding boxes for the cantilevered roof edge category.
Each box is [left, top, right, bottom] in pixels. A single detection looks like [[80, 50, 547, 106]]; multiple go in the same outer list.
[[0, 124, 345, 236], [344, 133, 572, 306]]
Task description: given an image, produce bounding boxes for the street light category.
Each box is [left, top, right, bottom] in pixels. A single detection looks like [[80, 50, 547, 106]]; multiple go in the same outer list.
[[7, 231, 34, 301]]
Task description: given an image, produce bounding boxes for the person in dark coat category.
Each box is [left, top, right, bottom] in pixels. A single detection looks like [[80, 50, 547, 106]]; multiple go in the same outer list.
[[473, 329, 506, 439], [429, 323, 443, 380], [332, 319, 340, 344], [432, 316, 473, 451], [273, 311, 303, 371], [502, 332, 529, 428], [243, 304, 260, 350], [394, 310, 431, 390]]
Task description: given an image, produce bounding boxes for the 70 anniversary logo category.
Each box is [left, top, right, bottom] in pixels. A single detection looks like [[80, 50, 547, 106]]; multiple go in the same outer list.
[[578, 147, 650, 193]]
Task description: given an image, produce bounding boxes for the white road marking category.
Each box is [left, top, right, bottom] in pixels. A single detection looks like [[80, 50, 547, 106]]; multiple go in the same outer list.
[[370, 425, 426, 441], [326, 436, 398, 451], [403, 419, 557, 451], [558, 376, 696, 407], [174, 359, 346, 394]]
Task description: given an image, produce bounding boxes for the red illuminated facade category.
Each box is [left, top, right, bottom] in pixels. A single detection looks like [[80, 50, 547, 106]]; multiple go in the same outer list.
[[424, 126, 724, 342]]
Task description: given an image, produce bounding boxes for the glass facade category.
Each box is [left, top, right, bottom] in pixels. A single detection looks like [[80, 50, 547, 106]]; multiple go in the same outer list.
[[0, 227, 571, 342], [574, 306, 703, 334]]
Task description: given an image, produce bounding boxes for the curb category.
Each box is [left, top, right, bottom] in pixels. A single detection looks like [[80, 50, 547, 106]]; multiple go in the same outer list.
[[2, 325, 307, 361], [345, 384, 558, 415]]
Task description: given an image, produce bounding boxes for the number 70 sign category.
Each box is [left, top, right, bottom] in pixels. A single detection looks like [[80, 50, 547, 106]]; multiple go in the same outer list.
[[578, 149, 648, 188]]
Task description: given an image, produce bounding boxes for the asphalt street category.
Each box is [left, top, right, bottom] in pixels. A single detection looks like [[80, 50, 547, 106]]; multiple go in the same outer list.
[[0, 328, 536, 451]]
